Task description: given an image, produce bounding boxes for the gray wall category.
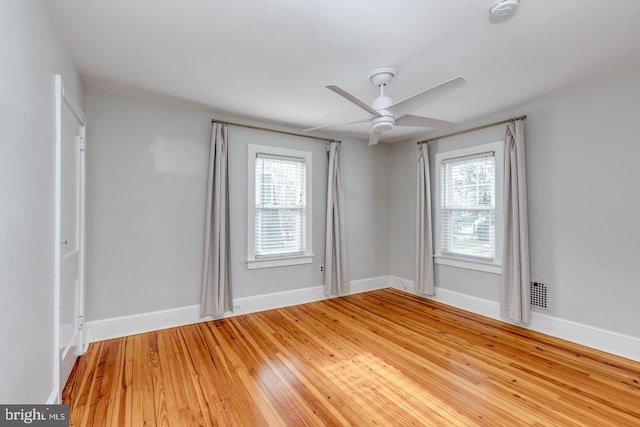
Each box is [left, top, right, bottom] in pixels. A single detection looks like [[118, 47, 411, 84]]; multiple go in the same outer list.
[[86, 90, 390, 321], [390, 74, 640, 338], [0, 0, 85, 403], [85, 91, 211, 320]]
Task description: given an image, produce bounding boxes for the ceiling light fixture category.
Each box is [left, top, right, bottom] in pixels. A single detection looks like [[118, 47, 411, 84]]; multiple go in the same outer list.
[[489, 0, 520, 23]]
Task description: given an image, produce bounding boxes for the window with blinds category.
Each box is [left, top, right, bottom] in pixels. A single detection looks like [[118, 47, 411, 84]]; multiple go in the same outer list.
[[440, 151, 496, 261], [434, 140, 504, 273], [255, 153, 306, 258], [247, 144, 312, 269]]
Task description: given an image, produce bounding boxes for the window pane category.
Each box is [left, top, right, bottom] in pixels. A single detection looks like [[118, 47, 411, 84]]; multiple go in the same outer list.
[[443, 153, 495, 208], [441, 209, 495, 259], [255, 153, 306, 258], [441, 152, 496, 260], [256, 208, 304, 256]]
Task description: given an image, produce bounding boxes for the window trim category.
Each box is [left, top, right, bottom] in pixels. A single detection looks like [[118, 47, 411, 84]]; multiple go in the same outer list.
[[247, 144, 313, 269], [434, 141, 504, 275]]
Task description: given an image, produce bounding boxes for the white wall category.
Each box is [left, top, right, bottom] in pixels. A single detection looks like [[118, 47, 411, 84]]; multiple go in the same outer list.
[[341, 137, 391, 281], [0, 0, 85, 403], [85, 91, 211, 320], [389, 139, 416, 284], [390, 74, 640, 339], [86, 90, 390, 321]]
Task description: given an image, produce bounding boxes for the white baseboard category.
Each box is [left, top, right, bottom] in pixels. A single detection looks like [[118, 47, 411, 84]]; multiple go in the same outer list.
[[390, 276, 640, 362], [86, 304, 201, 343], [47, 389, 59, 404], [349, 275, 391, 293], [85, 276, 390, 343]]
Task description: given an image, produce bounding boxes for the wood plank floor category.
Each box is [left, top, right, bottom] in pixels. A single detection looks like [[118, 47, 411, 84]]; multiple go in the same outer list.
[[63, 288, 640, 426]]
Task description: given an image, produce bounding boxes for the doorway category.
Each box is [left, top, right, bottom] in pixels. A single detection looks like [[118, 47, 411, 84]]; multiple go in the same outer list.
[[54, 74, 86, 402]]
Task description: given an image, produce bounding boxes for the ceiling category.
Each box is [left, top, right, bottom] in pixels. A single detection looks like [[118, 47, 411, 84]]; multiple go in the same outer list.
[[46, 0, 640, 143]]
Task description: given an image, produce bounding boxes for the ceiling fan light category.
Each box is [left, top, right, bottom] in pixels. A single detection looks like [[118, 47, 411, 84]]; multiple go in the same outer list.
[[372, 116, 395, 133], [489, 0, 520, 23]]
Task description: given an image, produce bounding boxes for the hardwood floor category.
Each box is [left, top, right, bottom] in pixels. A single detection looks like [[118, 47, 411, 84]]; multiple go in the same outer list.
[[63, 288, 640, 426]]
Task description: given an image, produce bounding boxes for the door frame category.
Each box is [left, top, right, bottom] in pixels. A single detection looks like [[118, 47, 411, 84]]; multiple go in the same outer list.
[[53, 74, 87, 403]]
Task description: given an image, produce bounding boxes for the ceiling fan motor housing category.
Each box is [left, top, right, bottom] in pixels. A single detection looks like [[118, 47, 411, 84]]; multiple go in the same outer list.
[[372, 96, 393, 110]]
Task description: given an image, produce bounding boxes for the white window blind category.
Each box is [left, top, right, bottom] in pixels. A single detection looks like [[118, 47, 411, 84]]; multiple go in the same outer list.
[[255, 153, 306, 258], [440, 151, 496, 261]]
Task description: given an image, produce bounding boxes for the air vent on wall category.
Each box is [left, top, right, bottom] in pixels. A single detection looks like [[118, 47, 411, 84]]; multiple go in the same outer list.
[[530, 281, 549, 310]]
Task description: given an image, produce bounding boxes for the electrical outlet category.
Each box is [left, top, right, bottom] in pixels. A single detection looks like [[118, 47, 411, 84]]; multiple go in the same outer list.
[[319, 265, 324, 273]]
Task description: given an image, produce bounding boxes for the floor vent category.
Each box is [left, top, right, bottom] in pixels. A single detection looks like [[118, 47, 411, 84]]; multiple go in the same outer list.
[[530, 281, 548, 310]]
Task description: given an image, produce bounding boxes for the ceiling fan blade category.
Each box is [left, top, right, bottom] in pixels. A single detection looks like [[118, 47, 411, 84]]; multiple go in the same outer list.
[[368, 131, 382, 146], [304, 118, 371, 132], [395, 114, 456, 129], [387, 77, 467, 119], [326, 85, 380, 115]]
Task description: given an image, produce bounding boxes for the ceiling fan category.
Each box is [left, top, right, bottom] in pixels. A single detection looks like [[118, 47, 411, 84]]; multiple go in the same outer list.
[[306, 67, 467, 145]]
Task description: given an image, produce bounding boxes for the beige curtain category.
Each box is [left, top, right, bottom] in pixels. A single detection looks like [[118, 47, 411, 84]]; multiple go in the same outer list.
[[324, 141, 349, 296], [501, 119, 530, 323], [200, 123, 232, 317], [415, 143, 435, 295]]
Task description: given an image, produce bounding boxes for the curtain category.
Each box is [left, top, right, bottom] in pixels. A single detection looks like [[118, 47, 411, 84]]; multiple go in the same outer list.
[[200, 123, 232, 317], [415, 143, 435, 295], [501, 119, 531, 323], [324, 141, 349, 296]]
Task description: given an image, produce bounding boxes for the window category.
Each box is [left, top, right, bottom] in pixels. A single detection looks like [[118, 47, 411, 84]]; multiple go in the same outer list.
[[434, 141, 504, 274], [247, 144, 312, 269]]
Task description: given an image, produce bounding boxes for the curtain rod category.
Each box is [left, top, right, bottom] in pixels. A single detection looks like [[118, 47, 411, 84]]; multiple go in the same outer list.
[[212, 119, 340, 143], [417, 114, 527, 145]]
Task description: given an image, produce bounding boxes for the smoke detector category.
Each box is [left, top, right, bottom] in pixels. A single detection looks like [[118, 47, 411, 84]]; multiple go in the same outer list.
[[489, 0, 520, 23]]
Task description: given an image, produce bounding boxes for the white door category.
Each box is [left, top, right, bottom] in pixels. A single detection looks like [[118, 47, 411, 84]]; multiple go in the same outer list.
[[54, 75, 86, 401]]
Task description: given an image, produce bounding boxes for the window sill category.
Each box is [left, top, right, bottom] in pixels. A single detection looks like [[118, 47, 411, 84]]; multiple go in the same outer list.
[[246, 254, 314, 270], [434, 256, 502, 275]]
